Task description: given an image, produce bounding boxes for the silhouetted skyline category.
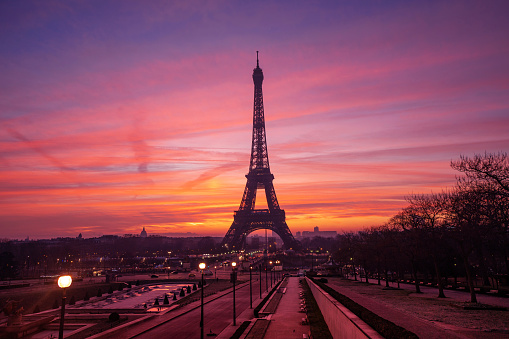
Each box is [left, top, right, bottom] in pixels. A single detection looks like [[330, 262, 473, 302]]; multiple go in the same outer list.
[[1, 1, 508, 239]]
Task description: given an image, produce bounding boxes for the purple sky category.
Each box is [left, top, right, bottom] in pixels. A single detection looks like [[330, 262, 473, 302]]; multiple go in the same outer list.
[[1, 1, 508, 239]]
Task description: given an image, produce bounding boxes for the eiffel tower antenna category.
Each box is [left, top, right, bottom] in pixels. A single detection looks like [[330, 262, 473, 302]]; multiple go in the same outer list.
[[221, 53, 300, 251]]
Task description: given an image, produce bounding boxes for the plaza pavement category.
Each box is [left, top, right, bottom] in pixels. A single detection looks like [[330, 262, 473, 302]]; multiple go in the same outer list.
[[217, 277, 310, 339]]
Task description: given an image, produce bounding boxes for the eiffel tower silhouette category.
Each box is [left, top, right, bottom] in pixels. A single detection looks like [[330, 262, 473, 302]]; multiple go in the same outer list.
[[221, 52, 300, 251]]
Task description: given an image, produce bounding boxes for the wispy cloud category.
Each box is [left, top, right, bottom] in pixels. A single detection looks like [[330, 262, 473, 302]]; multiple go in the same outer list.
[[1, 1, 508, 238]]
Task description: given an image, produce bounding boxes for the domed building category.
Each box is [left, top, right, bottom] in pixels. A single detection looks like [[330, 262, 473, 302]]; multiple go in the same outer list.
[[140, 227, 147, 238]]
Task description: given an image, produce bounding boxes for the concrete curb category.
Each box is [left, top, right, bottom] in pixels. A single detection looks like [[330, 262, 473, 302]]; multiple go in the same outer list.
[[306, 277, 383, 339]]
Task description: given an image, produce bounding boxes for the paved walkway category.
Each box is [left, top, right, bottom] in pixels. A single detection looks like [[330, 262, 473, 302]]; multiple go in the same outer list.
[[263, 277, 310, 339], [215, 290, 269, 339], [217, 277, 311, 339], [326, 278, 509, 339]]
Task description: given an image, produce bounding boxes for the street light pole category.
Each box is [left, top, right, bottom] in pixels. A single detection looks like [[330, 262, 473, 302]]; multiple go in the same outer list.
[[265, 264, 268, 291], [199, 262, 206, 339], [249, 266, 252, 308], [259, 265, 262, 298], [232, 262, 237, 326], [58, 275, 72, 339]]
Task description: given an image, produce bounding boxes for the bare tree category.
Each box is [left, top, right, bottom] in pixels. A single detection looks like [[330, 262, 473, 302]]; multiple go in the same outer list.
[[452, 152, 509, 282], [389, 209, 425, 293], [444, 187, 493, 303], [406, 192, 449, 298], [451, 152, 509, 196]]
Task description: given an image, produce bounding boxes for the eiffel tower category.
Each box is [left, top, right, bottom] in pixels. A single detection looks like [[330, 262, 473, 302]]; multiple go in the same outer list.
[[221, 52, 300, 251]]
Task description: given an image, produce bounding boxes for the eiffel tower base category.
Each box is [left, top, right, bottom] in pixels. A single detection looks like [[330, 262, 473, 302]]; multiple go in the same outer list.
[[221, 210, 301, 251]]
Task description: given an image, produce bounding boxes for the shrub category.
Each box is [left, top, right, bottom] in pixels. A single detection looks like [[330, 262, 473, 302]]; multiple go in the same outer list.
[[52, 299, 59, 309], [69, 295, 76, 305], [108, 312, 120, 322], [97, 288, 103, 297], [84, 291, 90, 301], [230, 321, 251, 339], [164, 294, 169, 304]]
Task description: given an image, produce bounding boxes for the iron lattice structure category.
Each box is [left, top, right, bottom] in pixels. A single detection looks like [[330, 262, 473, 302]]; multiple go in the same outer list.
[[221, 53, 300, 251]]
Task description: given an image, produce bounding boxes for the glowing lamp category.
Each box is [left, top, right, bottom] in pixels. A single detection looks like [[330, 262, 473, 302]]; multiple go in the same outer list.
[[58, 275, 72, 289], [199, 262, 206, 270], [232, 262, 237, 268]]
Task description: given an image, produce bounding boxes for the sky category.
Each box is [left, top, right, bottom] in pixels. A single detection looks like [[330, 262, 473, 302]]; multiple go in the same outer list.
[[1, 1, 508, 240]]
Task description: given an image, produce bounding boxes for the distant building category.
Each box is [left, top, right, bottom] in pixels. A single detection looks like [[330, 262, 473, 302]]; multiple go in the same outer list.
[[298, 226, 337, 239], [140, 227, 148, 238], [250, 236, 260, 249]]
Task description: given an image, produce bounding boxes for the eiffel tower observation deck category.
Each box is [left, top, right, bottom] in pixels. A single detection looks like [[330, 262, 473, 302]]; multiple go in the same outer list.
[[221, 53, 300, 251]]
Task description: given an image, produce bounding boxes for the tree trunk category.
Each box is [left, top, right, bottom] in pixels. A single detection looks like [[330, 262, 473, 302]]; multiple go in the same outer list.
[[385, 266, 389, 287], [377, 261, 381, 285], [411, 260, 421, 293], [475, 244, 491, 286], [433, 257, 446, 298], [461, 250, 477, 303]]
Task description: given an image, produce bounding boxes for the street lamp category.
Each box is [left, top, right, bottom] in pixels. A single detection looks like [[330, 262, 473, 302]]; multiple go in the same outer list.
[[231, 262, 237, 326], [269, 261, 273, 287], [58, 275, 72, 339], [265, 263, 268, 291], [199, 262, 206, 339], [259, 265, 262, 298], [249, 266, 252, 309]]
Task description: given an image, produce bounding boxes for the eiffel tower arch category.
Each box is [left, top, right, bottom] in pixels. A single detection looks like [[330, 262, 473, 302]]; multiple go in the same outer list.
[[221, 53, 300, 251]]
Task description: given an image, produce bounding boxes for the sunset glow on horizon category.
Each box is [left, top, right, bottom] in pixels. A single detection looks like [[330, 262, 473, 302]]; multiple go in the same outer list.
[[1, 1, 508, 239]]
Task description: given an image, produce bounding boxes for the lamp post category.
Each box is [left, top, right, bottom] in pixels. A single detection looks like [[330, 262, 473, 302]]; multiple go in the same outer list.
[[231, 262, 237, 326], [269, 261, 273, 287], [259, 265, 262, 298], [249, 266, 252, 308], [58, 275, 72, 339], [265, 263, 268, 291], [199, 262, 206, 339]]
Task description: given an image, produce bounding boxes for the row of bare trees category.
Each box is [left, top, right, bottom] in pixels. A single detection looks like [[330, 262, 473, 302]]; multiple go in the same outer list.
[[333, 152, 509, 303]]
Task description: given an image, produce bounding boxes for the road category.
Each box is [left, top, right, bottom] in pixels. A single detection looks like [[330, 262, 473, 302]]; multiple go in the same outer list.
[[131, 275, 272, 338]]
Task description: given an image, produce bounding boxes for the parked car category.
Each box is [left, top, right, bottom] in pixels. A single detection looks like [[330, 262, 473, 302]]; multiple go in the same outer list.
[[151, 274, 159, 278], [188, 273, 196, 277]]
